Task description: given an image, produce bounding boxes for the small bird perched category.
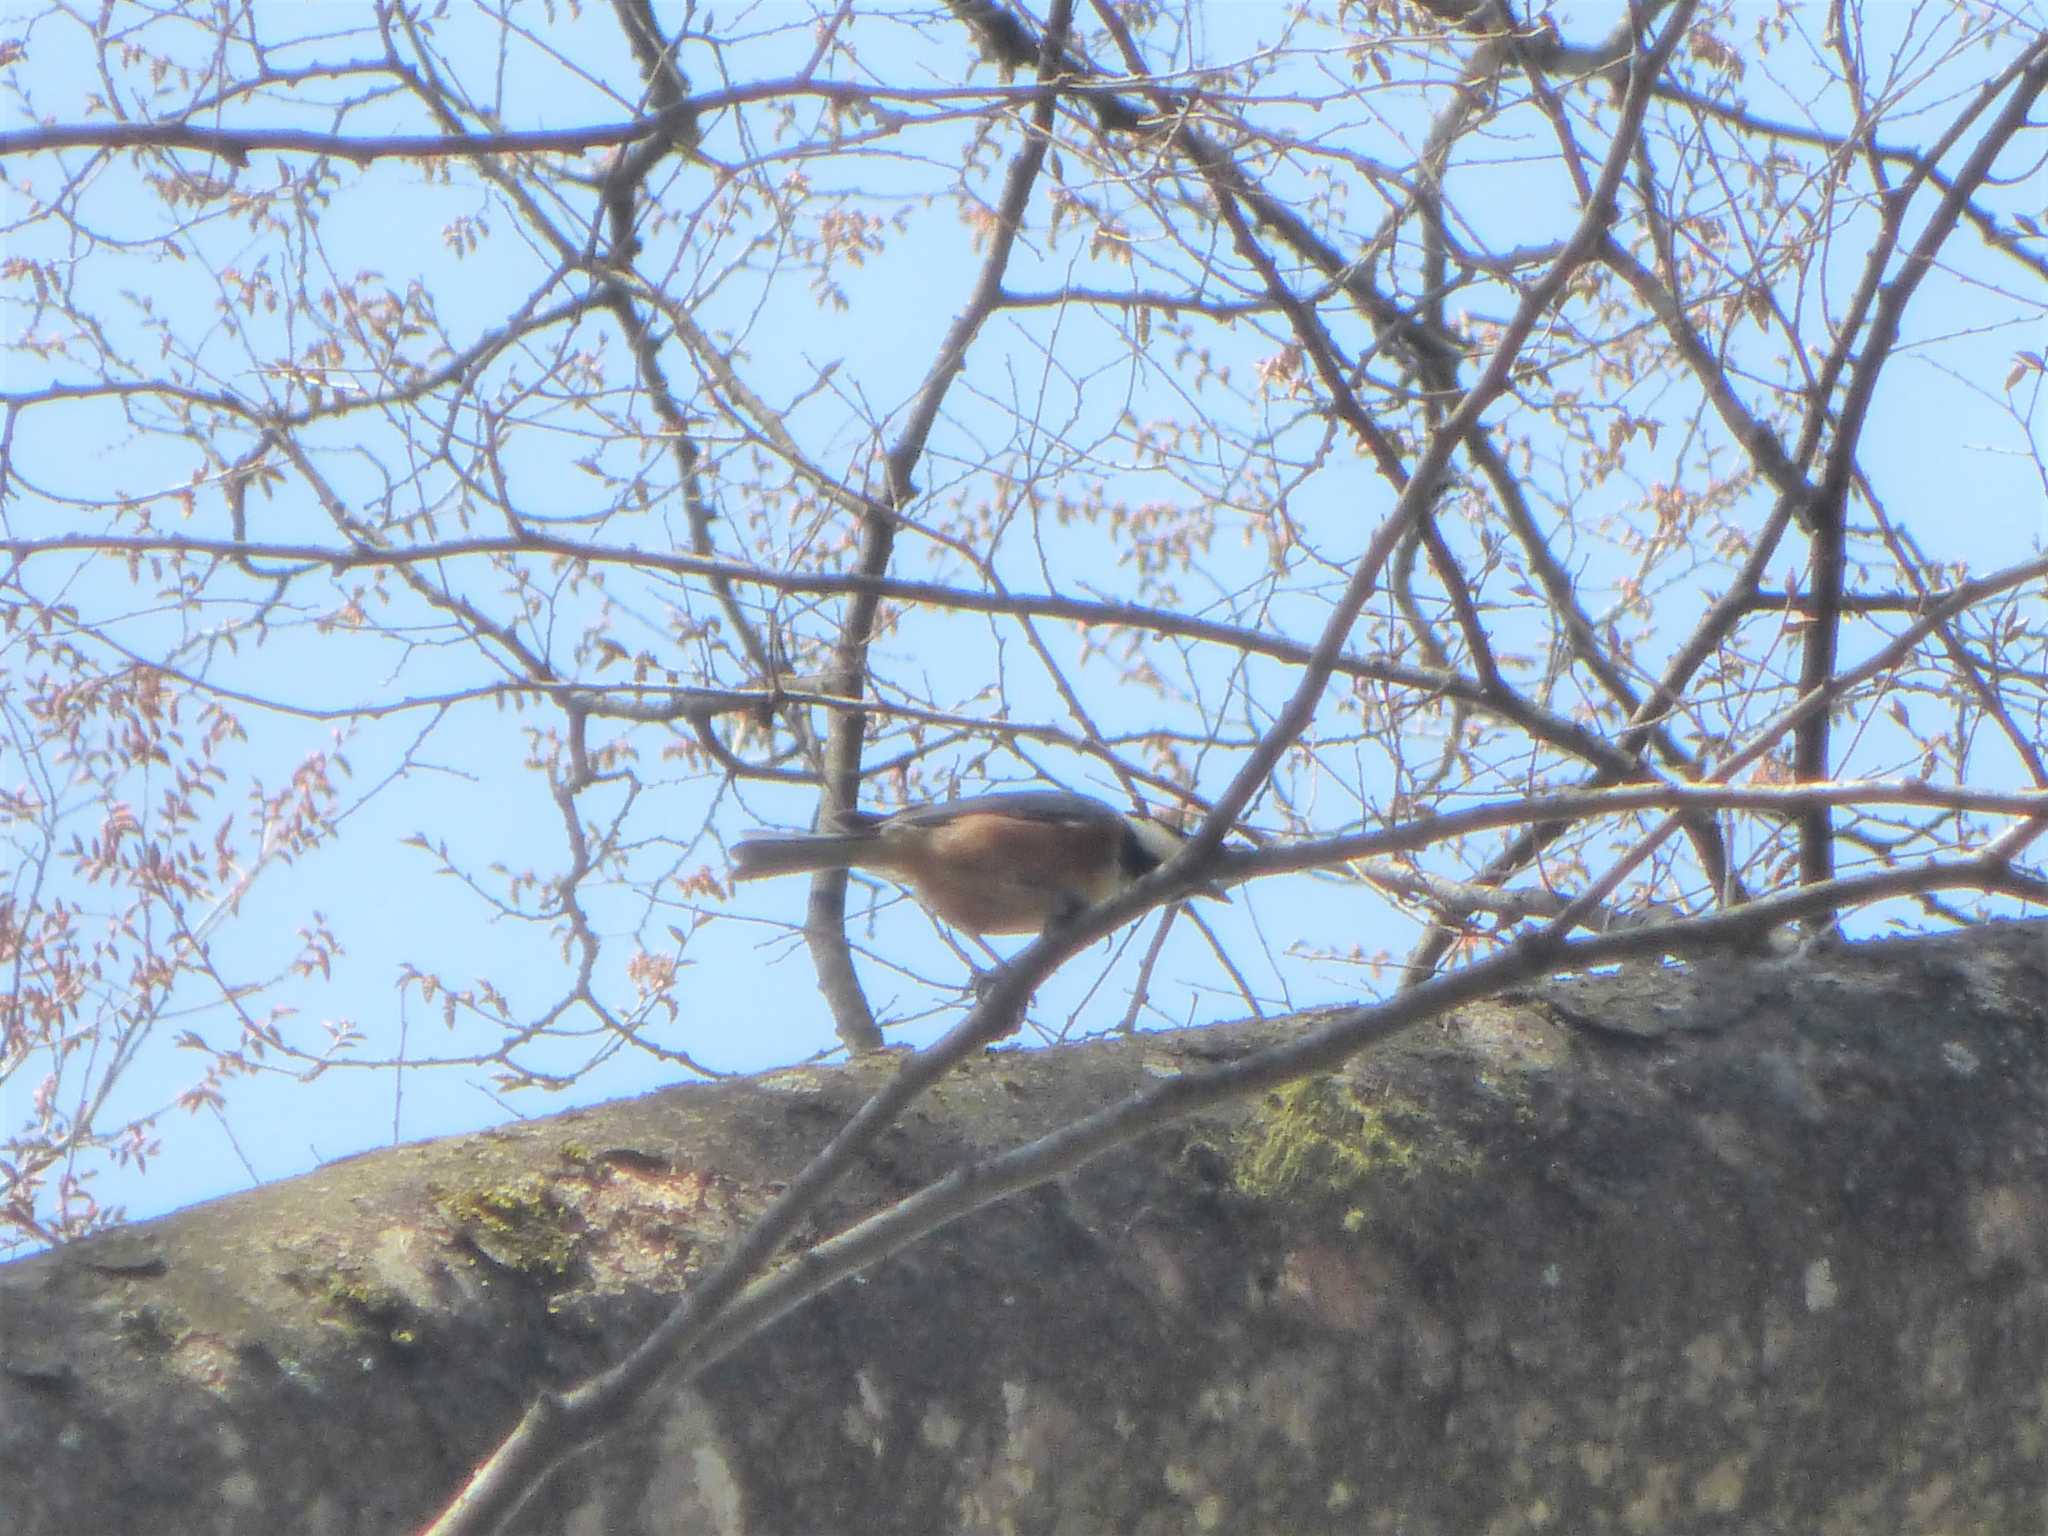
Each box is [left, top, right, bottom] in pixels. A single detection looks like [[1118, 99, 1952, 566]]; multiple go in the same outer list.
[[729, 790, 1218, 936]]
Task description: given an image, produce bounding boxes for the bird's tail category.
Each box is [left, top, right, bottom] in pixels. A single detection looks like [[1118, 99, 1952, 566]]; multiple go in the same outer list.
[[729, 830, 880, 881]]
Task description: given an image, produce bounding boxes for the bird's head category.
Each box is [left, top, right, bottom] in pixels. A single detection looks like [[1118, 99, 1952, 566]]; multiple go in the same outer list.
[[1125, 811, 1232, 904]]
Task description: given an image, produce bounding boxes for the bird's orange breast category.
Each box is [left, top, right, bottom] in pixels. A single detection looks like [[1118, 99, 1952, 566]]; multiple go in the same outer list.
[[884, 812, 1122, 933]]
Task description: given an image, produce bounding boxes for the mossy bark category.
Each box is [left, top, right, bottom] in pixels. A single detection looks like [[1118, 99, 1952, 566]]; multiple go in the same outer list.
[[4, 921, 2046, 1534]]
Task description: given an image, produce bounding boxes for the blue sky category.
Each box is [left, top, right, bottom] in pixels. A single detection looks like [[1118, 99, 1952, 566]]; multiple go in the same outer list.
[[3, 1, 2044, 1242]]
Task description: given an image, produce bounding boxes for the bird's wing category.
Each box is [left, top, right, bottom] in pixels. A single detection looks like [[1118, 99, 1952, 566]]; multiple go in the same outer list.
[[877, 790, 1122, 831]]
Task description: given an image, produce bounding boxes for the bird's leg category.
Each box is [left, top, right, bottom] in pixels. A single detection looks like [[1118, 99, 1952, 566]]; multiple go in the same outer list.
[[1039, 889, 1096, 939], [967, 965, 1035, 1040], [962, 928, 1048, 1026], [949, 930, 1013, 1007]]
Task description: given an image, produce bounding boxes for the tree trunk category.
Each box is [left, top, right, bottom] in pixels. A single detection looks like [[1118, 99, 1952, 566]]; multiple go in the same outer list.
[[5, 921, 2046, 1534]]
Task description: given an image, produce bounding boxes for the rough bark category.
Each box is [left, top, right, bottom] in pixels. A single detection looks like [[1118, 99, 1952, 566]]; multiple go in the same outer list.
[[4, 920, 2047, 1534]]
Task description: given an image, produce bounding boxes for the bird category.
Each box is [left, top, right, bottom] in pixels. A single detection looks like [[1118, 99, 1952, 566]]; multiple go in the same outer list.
[[729, 790, 1222, 936]]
